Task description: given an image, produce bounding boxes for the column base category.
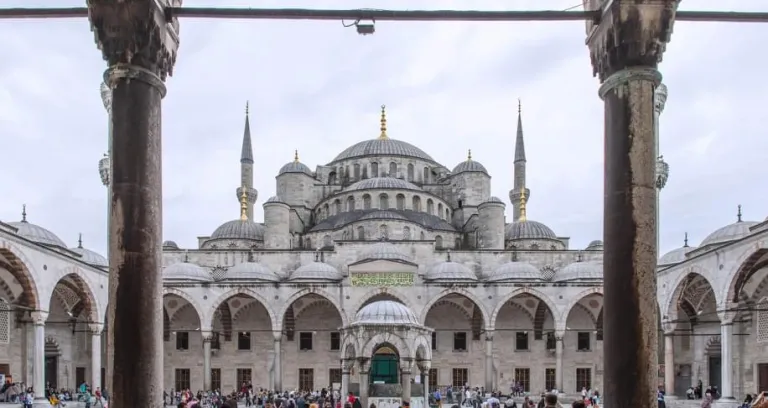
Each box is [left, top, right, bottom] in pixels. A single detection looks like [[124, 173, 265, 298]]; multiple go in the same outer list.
[[33, 398, 52, 408], [714, 398, 740, 408]]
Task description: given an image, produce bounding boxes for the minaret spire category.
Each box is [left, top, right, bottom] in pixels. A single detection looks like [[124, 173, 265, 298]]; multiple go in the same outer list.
[[241, 101, 254, 164], [236, 101, 257, 220], [509, 99, 530, 222], [514, 98, 526, 163]]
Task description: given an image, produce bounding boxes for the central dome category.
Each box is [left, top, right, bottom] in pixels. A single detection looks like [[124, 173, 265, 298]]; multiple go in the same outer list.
[[354, 300, 420, 325], [331, 138, 435, 163]]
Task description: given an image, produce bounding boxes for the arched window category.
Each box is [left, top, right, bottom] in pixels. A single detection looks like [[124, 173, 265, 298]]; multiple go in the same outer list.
[[758, 297, 768, 343], [354, 163, 361, 180], [379, 193, 389, 209], [407, 164, 415, 181], [379, 224, 389, 240], [402, 226, 411, 240], [455, 237, 462, 248], [324, 203, 330, 218], [361, 166, 368, 179], [357, 226, 365, 240], [437, 203, 443, 219], [323, 235, 333, 248], [363, 194, 372, 209], [445, 208, 450, 220], [423, 167, 430, 183], [396, 194, 405, 210], [371, 162, 379, 177], [347, 196, 355, 211], [427, 199, 434, 215], [334, 199, 342, 215], [420, 231, 426, 240], [389, 162, 397, 177], [0, 298, 9, 344], [328, 172, 337, 185], [412, 196, 422, 212], [305, 237, 312, 249], [435, 235, 443, 249]]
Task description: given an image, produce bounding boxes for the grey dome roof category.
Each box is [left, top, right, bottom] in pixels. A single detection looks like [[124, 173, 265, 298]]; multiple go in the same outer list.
[[505, 220, 558, 240], [346, 177, 422, 192], [354, 300, 420, 325], [278, 161, 313, 176], [481, 196, 505, 205], [425, 260, 478, 281], [289, 261, 343, 282], [210, 220, 265, 241], [359, 210, 409, 222], [331, 138, 435, 163], [226, 262, 279, 282], [586, 240, 603, 250], [452, 159, 488, 175], [265, 195, 286, 204], [70, 247, 108, 268], [659, 246, 696, 266], [487, 261, 542, 282], [164, 262, 212, 282], [356, 242, 414, 264], [552, 261, 603, 282], [9, 220, 67, 248], [310, 209, 456, 232], [700, 220, 759, 247], [163, 240, 179, 250]]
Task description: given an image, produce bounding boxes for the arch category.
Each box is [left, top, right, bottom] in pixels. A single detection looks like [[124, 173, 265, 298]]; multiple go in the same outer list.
[[379, 193, 389, 209], [347, 196, 356, 212], [407, 164, 415, 181], [51, 266, 101, 323], [560, 287, 603, 322], [420, 288, 491, 329], [276, 287, 349, 331], [389, 162, 397, 177], [664, 268, 718, 324], [721, 241, 768, 304], [363, 194, 372, 210], [0, 238, 41, 310], [412, 196, 422, 212], [350, 287, 416, 318], [396, 194, 406, 211], [45, 335, 62, 356], [163, 287, 205, 327], [490, 287, 559, 331], [334, 199, 342, 215], [360, 332, 411, 359], [371, 162, 379, 177], [207, 288, 278, 333]]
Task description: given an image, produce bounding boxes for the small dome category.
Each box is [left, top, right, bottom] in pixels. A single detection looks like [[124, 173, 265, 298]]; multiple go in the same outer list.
[[279, 161, 313, 176], [226, 262, 279, 282], [586, 240, 603, 250], [289, 261, 342, 282], [481, 196, 505, 205], [359, 210, 409, 222], [346, 177, 422, 192], [487, 262, 542, 282], [425, 260, 477, 281], [659, 246, 697, 266], [552, 261, 603, 282], [265, 196, 286, 204], [331, 138, 435, 163], [210, 220, 265, 241], [700, 220, 759, 247], [505, 220, 558, 240], [9, 217, 67, 249], [354, 300, 420, 325], [452, 158, 488, 175], [357, 242, 413, 264], [163, 240, 180, 250], [71, 247, 108, 268], [164, 262, 212, 282]]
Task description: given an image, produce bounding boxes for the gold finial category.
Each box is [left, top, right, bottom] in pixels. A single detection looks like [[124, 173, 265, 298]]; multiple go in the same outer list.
[[21, 204, 27, 222], [78, 233, 83, 248], [245, 101, 249, 116], [240, 188, 248, 221], [294, 149, 300, 163], [519, 186, 528, 222], [518, 98, 522, 114], [467, 149, 472, 161], [378, 105, 388, 140], [737, 204, 742, 222]]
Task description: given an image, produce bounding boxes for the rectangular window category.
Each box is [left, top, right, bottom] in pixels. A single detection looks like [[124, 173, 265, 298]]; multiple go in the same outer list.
[[514, 368, 530, 393], [330, 332, 341, 351], [176, 332, 189, 350], [576, 368, 592, 392], [577, 332, 591, 351], [299, 332, 314, 351], [238, 332, 251, 350], [329, 368, 342, 385], [237, 368, 252, 387], [453, 332, 467, 351], [515, 332, 529, 351], [546, 332, 556, 350], [545, 368, 556, 392], [211, 368, 221, 392], [452, 368, 468, 388], [429, 368, 438, 391], [299, 368, 314, 391], [174, 368, 191, 391], [75, 367, 86, 387], [431, 331, 437, 350]]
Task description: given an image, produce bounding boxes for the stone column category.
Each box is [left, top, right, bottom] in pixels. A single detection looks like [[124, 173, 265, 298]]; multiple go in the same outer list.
[[586, 1, 679, 408], [273, 332, 283, 391], [720, 323, 735, 400], [401, 358, 413, 403], [420, 361, 431, 405], [30, 311, 47, 402], [87, 2, 179, 408], [202, 332, 213, 391], [90, 323, 103, 391], [484, 332, 494, 392], [554, 333, 564, 393], [358, 358, 370, 408]]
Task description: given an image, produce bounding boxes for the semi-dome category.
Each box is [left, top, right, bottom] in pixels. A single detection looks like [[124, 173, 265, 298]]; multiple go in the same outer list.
[[552, 261, 603, 282], [70, 236, 107, 268], [346, 177, 422, 192], [425, 259, 477, 281], [354, 300, 420, 325], [487, 261, 542, 282], [288, 261, 343, 282], [9, 220, 67, 249], [163, 240, 180, 250], [359, 210, 409, 222], [700, 220, 759, 247], [505, 220, 558, 240], [210, 219, 265, 241], [226, 262, 279, 282], [331, 138, 435, 163], [356, 242, 413, 264], [164, 262, 212, 282], [451, 153, 488, 175]]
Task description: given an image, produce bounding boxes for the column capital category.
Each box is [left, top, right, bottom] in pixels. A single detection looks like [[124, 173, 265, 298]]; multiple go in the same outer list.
[[654, 83, 668, 114], [342, 358, 355, 371], [87, 0, 181, 81], [273, 331, 283, 342], [484, 330, 494, 342], [30, 311, 48, 325], [357, 357, 370, 373], [400, 357, 413, 371], [661, 319, 677, 335], [586, 0, 681, 82], [100, 81, 112, 114], [202, 331, 214, 342], [89, 322, 104, 335]]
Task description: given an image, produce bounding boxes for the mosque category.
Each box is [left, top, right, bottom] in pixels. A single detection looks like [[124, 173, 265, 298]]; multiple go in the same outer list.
[[0, 86, 766, 405]]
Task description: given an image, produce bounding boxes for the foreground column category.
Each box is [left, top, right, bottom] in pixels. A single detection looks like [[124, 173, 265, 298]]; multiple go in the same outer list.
[[586, 2, 679, 408], [87, 2, 179, 407], [554, 333, 564, 393], [202, 332, 213, 391], [484, 332, 493, 391], [720, 323, 735, 400], [90, 323, 103, 391], [31, 311, 48, 404]]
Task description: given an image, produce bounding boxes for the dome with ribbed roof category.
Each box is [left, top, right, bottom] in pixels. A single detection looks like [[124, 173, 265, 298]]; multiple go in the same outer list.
[[552, 261, 603, 282], [451, 153, 488, 175], [69, 236, 107, 268], [354, 300, 420, 325], [226, 262, 280, 282], [288, 261, 342, 282], [487, 261, 542, 282], [163, 240, 180, 250], [346, 177, 422, 192], [279, 161, 313, 176], [505, 220, 558, 240], [355, 242, 414, 264], [210, 220, 265, 241], [9, 210, 67, 249], [586, 240, 603, 250], [164, 262, 212, 282], [265, 196, 286, 204], [659, 246, 696, 267], [359, 210, 409, 222], [331, 138, 435, 164], [425, 257, 477, 281], [700, 220, 759, 247], [481, 196, 505, 206]]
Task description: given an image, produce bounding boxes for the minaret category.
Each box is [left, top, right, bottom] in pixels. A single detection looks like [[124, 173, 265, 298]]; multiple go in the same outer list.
[[236, 102, 258, 220], [508, 99, 530, 222]]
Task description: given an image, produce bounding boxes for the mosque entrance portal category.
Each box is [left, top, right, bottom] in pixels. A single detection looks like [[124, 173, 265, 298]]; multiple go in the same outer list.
[[370, 345, 399, 384]]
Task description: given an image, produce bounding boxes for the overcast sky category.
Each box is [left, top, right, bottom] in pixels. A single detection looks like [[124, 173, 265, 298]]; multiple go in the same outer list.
[[1, 0, 765, 258]]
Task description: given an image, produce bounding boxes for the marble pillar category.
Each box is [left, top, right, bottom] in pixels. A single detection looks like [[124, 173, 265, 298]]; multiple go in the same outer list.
[[555, 334, 564, 393], [420, 361, 431, 404], [31, 311, 47, 402], [273, 332, 283, 391], [203, 332, 213, 391], [484, 332, 494, 392], [586, 2, 679, 408], [401, 367, 412, 402], [720, 323, 734, 400], [87, 2, 179, 407], [358, 358, 370, 408], [341, 359, 352, 401], [664, 334, 675, 397], [90, 323, 103, 391]]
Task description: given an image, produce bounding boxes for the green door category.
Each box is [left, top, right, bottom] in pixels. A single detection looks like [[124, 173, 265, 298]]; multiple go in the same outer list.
[[370, 354, 399, 384]]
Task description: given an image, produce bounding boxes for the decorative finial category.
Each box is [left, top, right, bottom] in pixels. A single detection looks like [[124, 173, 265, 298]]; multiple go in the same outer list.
[[21, 204, 27, 223], [184, 250, 189, 263], [78, 233, 83, 249], [378, 105, 388, 140], [683, 232, 689, 247], [467, 149, 472, 161], [240, 187, 249, 221], [737, 204, 742, 222], [446, 249, 452, 262], [245, 101, 249, 116], [518, 98, 521, 114], [519, 186, 527, 222], [294, 150, 299, 163]]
